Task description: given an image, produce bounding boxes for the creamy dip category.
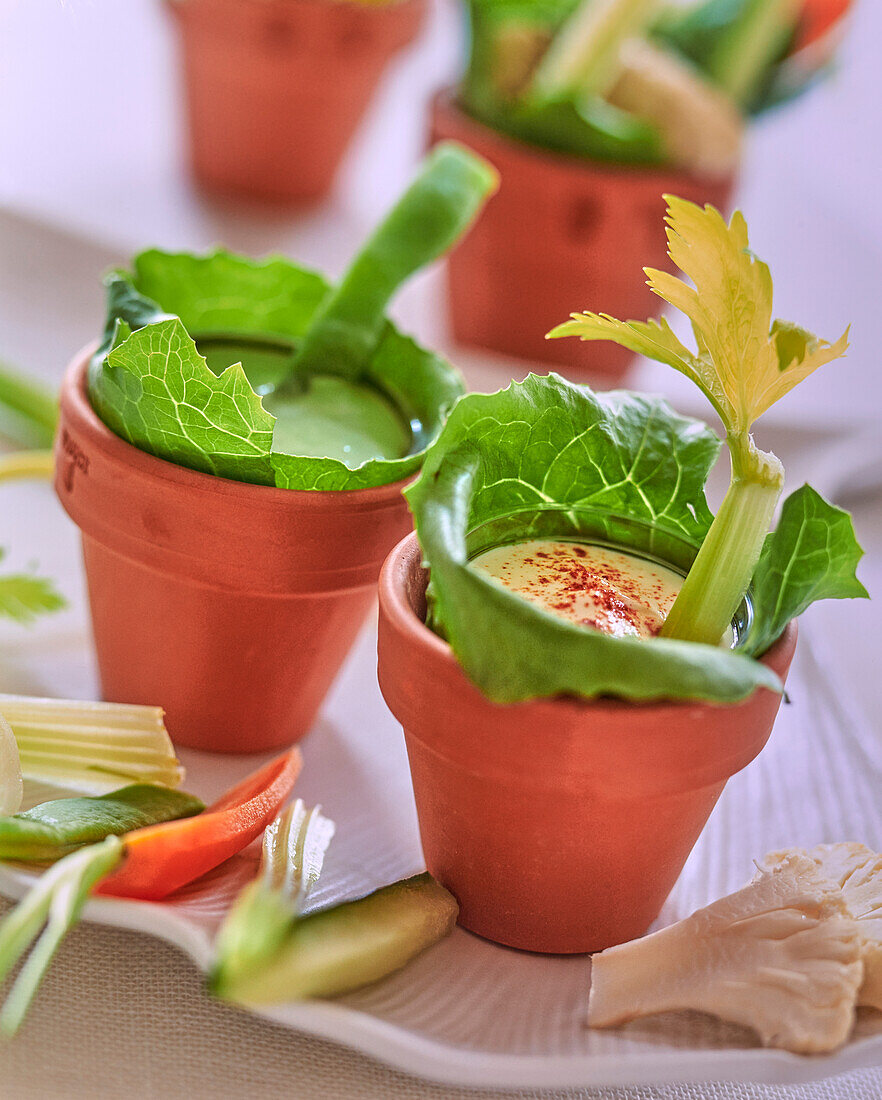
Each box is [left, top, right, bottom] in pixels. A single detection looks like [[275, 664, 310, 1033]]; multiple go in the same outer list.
[[472, 539, 727, 643]]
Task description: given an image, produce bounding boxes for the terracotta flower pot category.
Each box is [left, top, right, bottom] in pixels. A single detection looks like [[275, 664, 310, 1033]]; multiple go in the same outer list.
[[429, 92, 736, 382], [377, 533, 796, 954], [55, 350, 413, 754], [168, 0, 426, 205]]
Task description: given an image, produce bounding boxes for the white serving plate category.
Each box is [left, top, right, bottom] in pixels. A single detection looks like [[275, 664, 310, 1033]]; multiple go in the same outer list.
[[1, 514, 881, 1093]]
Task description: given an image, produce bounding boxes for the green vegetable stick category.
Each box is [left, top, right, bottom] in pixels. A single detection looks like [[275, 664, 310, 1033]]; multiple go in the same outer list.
[[531, 0, 659, 99], [0, 362, 58, 449], [212, 873, 458, 1005], [0, 837, 123, 1035], [288, 142, 498, 384], [0, 785, 205, 863], [707, 0, 801, 108]]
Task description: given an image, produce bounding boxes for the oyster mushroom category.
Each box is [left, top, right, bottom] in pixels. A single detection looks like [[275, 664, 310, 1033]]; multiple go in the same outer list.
[[761, 843, 882, 1012], [589, 855, 863, 1053]]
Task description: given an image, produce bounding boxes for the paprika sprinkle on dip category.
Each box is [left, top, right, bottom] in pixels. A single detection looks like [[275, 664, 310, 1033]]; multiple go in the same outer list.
[[470, 540, 690, 641]]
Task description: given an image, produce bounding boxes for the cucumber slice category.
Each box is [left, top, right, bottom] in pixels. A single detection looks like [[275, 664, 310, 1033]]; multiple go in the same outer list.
[[211, 874, 458, 1005]]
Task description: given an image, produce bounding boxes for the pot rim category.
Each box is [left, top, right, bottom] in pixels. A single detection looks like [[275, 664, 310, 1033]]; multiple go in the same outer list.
[[430, 87, 737, 188], [379, 531, 796, 717], [63, 344, 414, 509]]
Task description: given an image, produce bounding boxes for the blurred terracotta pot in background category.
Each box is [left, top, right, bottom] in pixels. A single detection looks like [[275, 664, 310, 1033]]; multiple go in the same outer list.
[[55, 350, 413, 754], [168, 0, 426, 205], [430, 92, 736, 383], [377, 534, 796, 955]]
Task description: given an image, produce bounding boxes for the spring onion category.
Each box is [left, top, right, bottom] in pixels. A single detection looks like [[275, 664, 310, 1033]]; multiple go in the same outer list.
[[0, 836, 124, 1035]]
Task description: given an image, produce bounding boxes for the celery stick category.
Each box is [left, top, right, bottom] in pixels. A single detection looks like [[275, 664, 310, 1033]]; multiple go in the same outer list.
[[532, 0, 660, 99], [707, 0, 802, 108], [0, 695, 184, 795], [548, 197, 849, 646]]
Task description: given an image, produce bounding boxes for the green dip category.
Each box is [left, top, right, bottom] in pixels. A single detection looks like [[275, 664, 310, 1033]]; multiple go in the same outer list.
[[196, 335, 412, 469]]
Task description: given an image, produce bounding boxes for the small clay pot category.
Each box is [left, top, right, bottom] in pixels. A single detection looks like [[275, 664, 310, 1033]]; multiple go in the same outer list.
[[429, 92, 736, 382], [378, 533, 796, 954], [55, 350, 413, 754], [168, 0, 426, 205]]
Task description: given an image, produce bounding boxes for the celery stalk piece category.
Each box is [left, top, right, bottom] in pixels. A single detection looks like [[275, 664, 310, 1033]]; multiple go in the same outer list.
[[0, 451, 54, 484], [211, 800, 335, 995], [548, 196, 849, 645], [0, 715, 23, 817], [0, 837, 123, 1035], [0, 695, 184, 796], [707, 0, 802, 109], [531, 0, 660, 99], [0, 363, 58, 450]]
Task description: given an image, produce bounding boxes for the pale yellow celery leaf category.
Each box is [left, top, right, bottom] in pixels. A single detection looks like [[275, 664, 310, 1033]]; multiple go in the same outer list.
[[556, 196, 848, 437], [550, 312, 730, 425], [654, 197, 849, 432], [752, 325, 851, 421], [647, 202, 775, 433]]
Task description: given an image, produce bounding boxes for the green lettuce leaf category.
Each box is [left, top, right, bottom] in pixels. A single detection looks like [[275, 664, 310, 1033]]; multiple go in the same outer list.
[[407, 375, 867, 704], [0, 551, 65, 625], [746, 485, 868, 657], [406, 373, 787, 704], [93, 317, 277, 485], [132, 249, 327, 342], [88, 250, 463, 491]]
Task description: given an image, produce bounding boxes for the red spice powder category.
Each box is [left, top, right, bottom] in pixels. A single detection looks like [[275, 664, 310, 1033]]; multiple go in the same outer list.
[[476, 541, 676, 638]]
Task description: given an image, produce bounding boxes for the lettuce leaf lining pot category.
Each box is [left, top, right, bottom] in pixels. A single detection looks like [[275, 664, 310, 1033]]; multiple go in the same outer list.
[[377, 533, 797, 955], [167, 0, 426, 205], [55, 349, 414, 754], [429, 91, 736, 382]]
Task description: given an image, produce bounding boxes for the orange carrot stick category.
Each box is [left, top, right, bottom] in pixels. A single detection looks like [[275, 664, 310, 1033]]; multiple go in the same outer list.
[[97, 747, 302, 900]]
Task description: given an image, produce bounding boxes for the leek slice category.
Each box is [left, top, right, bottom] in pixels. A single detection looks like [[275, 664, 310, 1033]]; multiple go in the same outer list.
[[0, 694, 184, 797]]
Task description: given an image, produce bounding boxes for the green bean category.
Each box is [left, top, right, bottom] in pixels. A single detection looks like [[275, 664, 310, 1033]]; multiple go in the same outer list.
[[288, 142, 498, 384], [0, 785, 204, 862]]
